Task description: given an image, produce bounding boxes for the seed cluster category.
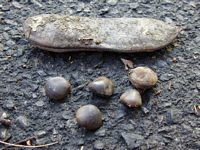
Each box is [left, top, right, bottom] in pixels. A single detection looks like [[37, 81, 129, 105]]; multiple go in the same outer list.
[[44, 67, 158, 130]]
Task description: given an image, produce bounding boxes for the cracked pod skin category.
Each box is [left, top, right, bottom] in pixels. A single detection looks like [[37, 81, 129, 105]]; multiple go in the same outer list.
[[23, 14, 181, 53]]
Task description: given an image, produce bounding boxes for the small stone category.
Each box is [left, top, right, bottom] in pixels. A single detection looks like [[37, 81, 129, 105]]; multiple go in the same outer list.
[[77, 138, 84, 146], [95, 128, 106, 137], [160, 74, 175, 81], [35, 101, 45, 107], [162, 102, 172, 107], [196, 82, 200, 90], [0, 43, 4, 51], [12, 1, 23, 9], [5, 100, 15, 109], [37, 70, 47, 76], [94, 140, 104, 150], [34, 130, 47, 138], [0, 112, 9, 119], [189, 1, 196, 8], [2, 5, 10, 11], [129, 3, 139, 9], [32, 93, 37, 98], [32, 0, 43, 8], [193, 141, 200, 149], [0, 129, 11, 140], [16, 116, 30, 128], [6, 40, 15, 46], [165, 17, 173, 24], [62, 111, 70, 120], [121, 132, 144, 149], [156, 60, 168, 68], [107, 0, 118, 5], [141, 107, 149, 114], [51, 129, 62, 142], [36, 137, 48, 145], [165, 109, 182, 124]]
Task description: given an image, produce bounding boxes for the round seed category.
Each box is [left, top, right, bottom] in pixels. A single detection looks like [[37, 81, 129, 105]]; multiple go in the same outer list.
[[129, 67, 158, 90], [45, 77, 71, 100], [120, 89, 142, 108], [76, 105, 103, 130], [88, 76, 114, 97]]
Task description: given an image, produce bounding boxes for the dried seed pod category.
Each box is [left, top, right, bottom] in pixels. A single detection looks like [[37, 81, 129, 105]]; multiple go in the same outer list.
[[76, 105, 103, 130], [129, 67, 158, 89], [120, 89, 142, 108], [23, 14, 181, 53], [88, 76, 114, 97], [45, 77, 71, 100]]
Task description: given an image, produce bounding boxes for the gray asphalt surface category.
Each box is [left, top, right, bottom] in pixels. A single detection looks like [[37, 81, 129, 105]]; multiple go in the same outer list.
[[0, 0, 200, 149]]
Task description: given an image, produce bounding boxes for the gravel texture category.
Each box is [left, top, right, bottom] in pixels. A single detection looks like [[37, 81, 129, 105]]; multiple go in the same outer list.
[[0, 0, 200, 149]]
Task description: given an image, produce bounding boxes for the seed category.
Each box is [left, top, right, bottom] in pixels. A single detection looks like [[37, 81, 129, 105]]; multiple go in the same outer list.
[[45, 77, 71, 100], [76, 105, 103, 130], [23, 14, 181, 53], [120, 89, 142, 108], [88, 76, 114, 97], [129, 67, 158, 90]]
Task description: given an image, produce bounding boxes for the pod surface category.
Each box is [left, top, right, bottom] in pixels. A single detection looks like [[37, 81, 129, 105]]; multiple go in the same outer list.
[[23, 14, 181, 52]]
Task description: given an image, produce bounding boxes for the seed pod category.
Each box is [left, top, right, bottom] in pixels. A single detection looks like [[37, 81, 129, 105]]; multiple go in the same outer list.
[[23, 14, 181, 53], [45, 77, 71, 100], [88, 76, 114, 97], [129, 67, 158, 90], [120, 89, 142, 108], [76, 105, 103, 130]]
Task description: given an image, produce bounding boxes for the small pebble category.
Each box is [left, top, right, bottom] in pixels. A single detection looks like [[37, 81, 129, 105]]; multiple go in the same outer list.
[[62, 111, 70, 120], [95, 128, 106, 137], [88, 76, 114, 97], [12, 1, 23, 9], [5, 100, 15, 109], [35, 101, 45, 107], [94, 140, 104, 150], [16, 116, 29, 128], [107, 0, 118, 5], [121, 132, 144, 149], [0, 128, 11, 139], [34, 130, 47, 138], [196, 82, 200, 90], [45, 77, 71, 100], [141, 107, 150, 114], [36, 137, 48, 145], [77, 138, 85, 146], [76, 105, 103, 130]]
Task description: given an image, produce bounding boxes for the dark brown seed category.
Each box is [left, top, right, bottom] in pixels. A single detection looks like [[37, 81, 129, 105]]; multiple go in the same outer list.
[[88, 76, 114, 97], [23, 14, 181, 53], [120, 89, 142, 108], [129, 67, 158, 90], [76, 105, 103, 130], [45, 77, 71, 100]]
